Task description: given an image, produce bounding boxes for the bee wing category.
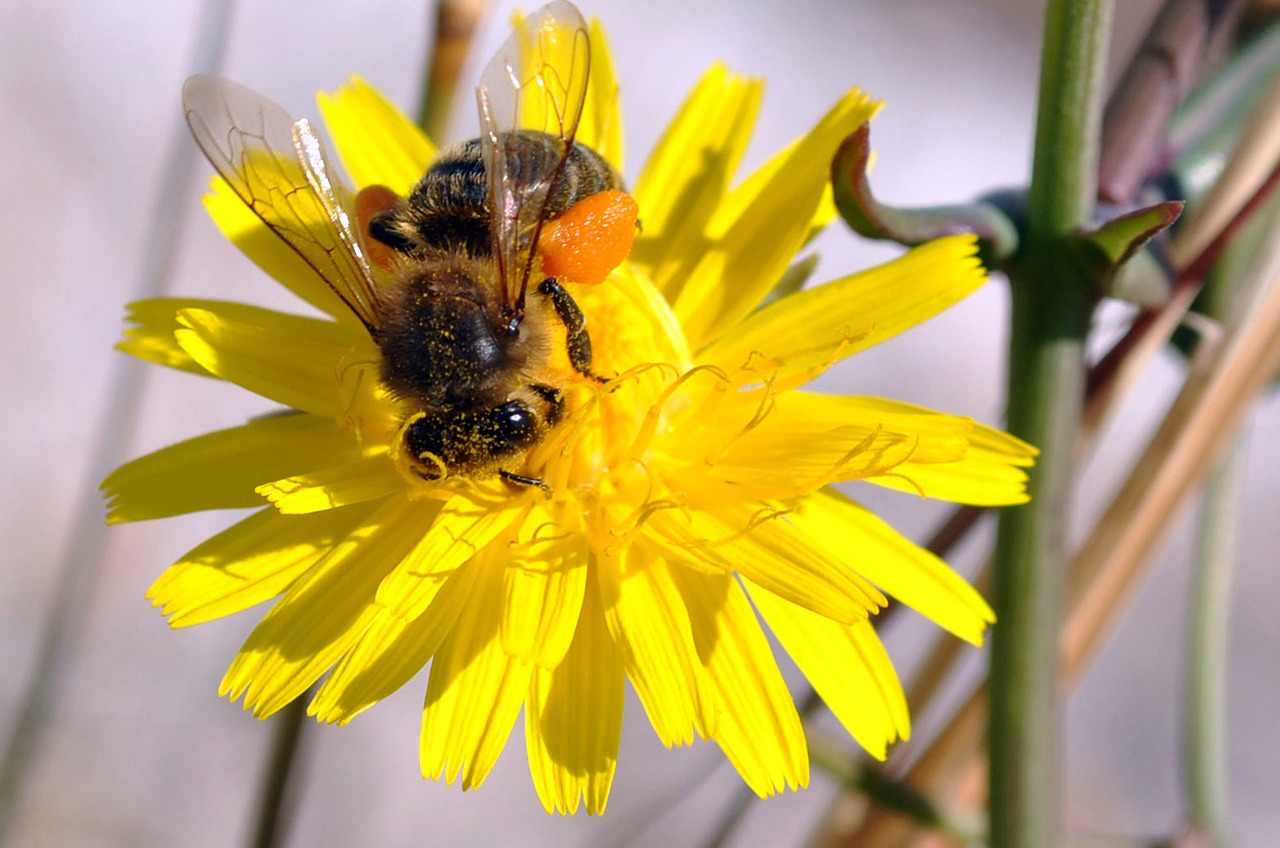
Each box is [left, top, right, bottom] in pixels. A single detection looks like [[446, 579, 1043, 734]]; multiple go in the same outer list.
[[183, 74, 384, 332], [476, 1, 590, 313]]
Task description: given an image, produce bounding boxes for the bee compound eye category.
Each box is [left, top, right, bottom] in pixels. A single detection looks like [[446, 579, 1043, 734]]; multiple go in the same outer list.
[[493, 402, 538, 447]]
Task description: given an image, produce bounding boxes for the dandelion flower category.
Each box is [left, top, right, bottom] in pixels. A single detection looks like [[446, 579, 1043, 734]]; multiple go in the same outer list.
[[103, 11, 1034, 816]]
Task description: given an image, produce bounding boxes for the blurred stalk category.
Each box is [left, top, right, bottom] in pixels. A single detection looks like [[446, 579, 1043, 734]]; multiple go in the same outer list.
[[249, 693, 312, 848], [1062, 186, 1280, 685], [807, 731, 985, 847], [1084, 153, 1280, 449], [838, 93, 1280, 848], [1099, 0, 1246, 205], [417, 0, 489, 140], [0, 2, 235, 844], [1184, 441, 1242, 848], [805, 511, 989, 848], [1064, 64, 1280, 676], [1172, 68, 1280, 267], [989, 1, 1112, 846], [1168, 19, 1280, 203], [820, 10, 1277, 848], [1177, 164, 1280, 848]]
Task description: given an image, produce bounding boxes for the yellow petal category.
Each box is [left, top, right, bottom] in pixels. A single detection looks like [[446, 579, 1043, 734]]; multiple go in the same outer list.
[[858, 399, 1035, 505], [763, 392, 975, 460], [746, 581, 909, 758], [630, 64, 762, 296], [310, 554, 477, 724], [116, 298, 222, 375], [420, 552, 533, 790], [220, 496, 428, 717], [507, 5, 591, 143], [103, 412, 363, 523], [794, 489, 995, 644], [526, 566, 623, 815], [256, 453, 402, 514], [679, 391, 971, 499], [148, 503, 374, 628], [501, 504, 589, 666], [644, 506, 885, 623], [698, 235, 986, 381], [203, 176, 366, 325], [375, 493, 528, 620], [669, 568, 807, 796], [674, 89, 881, 347], [577, 19, 623, 170], [174, 306, 376, 418], [598, 550, 716, 747], [677, 389, 1034, 504], [868, 450, 1033, 505], [317, 76, 436, 195]]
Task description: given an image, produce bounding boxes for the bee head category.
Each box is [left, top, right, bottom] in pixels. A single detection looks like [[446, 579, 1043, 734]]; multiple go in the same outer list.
[[399, 401, 543, 481]]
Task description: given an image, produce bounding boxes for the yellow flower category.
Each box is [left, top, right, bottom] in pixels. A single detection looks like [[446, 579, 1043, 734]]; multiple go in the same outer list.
[[103, 25, 1034, 816]]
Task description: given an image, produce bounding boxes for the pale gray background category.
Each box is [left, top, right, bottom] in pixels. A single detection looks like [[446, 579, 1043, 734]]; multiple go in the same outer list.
[[3, 1, 1278, 846]]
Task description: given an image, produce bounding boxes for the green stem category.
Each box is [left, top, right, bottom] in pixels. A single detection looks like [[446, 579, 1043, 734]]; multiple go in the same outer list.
[[1185, 440, 1241, 848], [990, 1, 1112, 846]]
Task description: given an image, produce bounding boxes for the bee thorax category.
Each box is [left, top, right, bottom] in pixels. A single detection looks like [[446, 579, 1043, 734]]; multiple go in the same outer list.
[[375, 264, 512, 409]]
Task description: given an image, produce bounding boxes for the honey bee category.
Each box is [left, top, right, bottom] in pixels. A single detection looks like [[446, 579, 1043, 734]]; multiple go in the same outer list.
[[182, 1, 636, 486]]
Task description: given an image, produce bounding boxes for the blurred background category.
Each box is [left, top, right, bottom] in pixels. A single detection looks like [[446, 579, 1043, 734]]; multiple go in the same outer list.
[[2, 0, 1278, 845]]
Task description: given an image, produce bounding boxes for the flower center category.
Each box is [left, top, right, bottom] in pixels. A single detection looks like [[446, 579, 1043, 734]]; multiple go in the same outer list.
[[529, 264, 694, 492]]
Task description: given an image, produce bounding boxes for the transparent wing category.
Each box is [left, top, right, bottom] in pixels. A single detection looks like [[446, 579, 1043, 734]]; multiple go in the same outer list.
[[183, 74, 384, 332], [476, 1, 590, 315]]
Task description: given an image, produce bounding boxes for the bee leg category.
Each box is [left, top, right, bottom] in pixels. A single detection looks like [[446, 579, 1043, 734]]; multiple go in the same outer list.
[[538, 278, 602, 381], [499, 468, 550, 492]]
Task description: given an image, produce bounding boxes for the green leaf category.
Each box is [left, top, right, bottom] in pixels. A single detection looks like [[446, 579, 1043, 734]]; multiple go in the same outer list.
[[831, 122, 1019, 264], [1071, 200, 1183, 305]]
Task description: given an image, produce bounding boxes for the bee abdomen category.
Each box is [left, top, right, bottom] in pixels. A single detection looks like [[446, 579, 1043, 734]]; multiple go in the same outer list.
[[374, 132, 623, 261]]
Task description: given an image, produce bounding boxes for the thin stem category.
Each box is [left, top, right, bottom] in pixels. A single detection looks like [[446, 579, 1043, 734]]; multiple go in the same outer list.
[[1062, 223, 1280, 684], [704, 690, 826, 848], [1176, 177, 1275, 848], [1169, 20, 1280, 200], [1172, 70, 1280, 269], [0, 3, 235, 844], [249, 694, 312, 848], [700, 783, 756, 848], [807, 731, 985, 846], [838, 37, 1275, 848], [417, 0, 488, 139], [990, 1, 1112, 846], [1064, 162, 1280, 682], [1098, 0, 1246, 204], [1184, 440, 1242, 848]]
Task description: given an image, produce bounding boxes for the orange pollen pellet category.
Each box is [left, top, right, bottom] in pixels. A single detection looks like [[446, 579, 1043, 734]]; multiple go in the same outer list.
[[537, 189, 639, 286]]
